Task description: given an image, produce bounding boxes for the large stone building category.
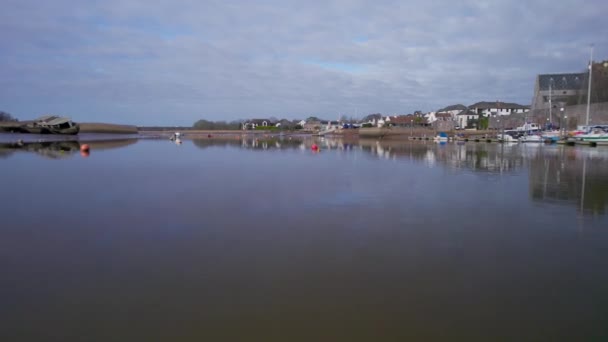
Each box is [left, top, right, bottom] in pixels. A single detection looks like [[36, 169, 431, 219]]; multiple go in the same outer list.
[[531, 73, 587, 110]]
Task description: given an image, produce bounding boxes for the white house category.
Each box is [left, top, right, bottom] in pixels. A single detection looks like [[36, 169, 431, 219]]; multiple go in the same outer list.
[[469, 101, 530, 117], [242, 119, 272, 130], [456, 109, 478, 129]]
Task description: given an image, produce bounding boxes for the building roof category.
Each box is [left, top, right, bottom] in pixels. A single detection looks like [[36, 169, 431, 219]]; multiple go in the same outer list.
[[388, 115, 414, 124], [537, 73, 586, 91], [248, 119, 271, 125], [437, 104, 467, 112], [435, 113, 452, 118], [457, 109, 477, 116], [469, 101, 529, 109]]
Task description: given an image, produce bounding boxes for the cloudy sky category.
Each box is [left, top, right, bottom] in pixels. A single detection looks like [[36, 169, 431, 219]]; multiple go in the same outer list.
[[1, 0, 607, 125]]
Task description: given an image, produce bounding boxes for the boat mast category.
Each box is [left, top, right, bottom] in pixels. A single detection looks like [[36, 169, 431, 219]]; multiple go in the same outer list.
[[585, 44, 594, 126], [549, 78, 553, 127]]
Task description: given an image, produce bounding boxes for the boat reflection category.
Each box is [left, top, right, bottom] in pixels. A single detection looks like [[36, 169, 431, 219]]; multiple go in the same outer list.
[[0, 139, 138, 159]]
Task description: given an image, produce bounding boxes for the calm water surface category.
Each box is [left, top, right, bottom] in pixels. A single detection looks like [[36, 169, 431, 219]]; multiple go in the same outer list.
[[1, 136, 608, 341]]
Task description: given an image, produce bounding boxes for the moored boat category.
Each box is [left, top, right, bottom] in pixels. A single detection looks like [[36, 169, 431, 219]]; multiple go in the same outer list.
[[541, 130, 561, 143], [497, 133, 517, 142], [519, 134, 543, 143], [577, 133, 608, 142], [575, 126, 608, 142], [433, 132, 449, 142]]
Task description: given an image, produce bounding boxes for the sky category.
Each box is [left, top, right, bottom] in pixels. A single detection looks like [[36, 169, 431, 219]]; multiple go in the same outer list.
[[1, 0, 607, 125]]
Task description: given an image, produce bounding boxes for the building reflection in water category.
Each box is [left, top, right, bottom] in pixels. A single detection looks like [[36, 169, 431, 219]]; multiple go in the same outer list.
[[529, 147, 608, 216], [193, 136, 607, 216]]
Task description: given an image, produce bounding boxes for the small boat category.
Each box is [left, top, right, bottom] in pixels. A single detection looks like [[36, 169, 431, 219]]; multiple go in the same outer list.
[[433, 132, 449, 142], [577, 132, 608, 142], [497, 133, 517, 142], [575, 126, 608, 142], [541, 130, 561, 143], [519, 134, 543, 143]]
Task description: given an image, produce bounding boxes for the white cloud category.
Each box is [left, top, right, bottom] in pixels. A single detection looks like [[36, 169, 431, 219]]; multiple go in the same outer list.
[[1, 0, 607, 124]]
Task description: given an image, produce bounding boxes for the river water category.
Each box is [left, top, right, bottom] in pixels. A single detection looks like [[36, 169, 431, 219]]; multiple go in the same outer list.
[[1, 136, 608, 341]]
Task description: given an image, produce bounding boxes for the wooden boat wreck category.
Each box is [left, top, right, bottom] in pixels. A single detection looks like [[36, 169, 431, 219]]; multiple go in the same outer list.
[[0, 115, 80, 135]]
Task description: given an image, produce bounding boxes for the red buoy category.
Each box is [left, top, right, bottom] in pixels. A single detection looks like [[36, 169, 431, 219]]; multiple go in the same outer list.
[[311, 144, 318, 151], [80, 144, 90, 152]]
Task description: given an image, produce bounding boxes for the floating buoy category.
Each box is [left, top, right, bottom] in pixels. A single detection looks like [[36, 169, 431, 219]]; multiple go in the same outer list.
[[208, 134, 212, 138], [311, 144, 319, 151], [80, 144, 90, 152]]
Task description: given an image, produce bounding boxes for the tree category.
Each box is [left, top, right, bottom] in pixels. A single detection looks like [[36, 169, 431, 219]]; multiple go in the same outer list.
[[193, 119, 240, 130], [362, 113, 383, 122], [478, 116, 489, 130], [0, 111, 17, 122]]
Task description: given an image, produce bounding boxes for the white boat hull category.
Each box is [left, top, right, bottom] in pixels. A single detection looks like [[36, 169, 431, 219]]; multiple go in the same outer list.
[[578, 134, 608, 142], [519, 135, 543, 143]]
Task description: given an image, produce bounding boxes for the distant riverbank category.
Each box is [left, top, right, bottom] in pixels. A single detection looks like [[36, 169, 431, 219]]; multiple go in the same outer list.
[[138, 129, 312, 138]]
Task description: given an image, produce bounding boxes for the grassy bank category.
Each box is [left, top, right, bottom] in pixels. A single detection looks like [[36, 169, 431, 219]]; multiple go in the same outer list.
[[79, 123, 139, 134]]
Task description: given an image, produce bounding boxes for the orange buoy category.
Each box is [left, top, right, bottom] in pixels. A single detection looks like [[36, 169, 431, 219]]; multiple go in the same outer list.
[[80, 144, 90, 152]]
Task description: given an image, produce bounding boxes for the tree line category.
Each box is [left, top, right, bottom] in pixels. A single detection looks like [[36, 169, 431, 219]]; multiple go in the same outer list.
[[193, 119, 242, 130], [0, 111, 18, 122]]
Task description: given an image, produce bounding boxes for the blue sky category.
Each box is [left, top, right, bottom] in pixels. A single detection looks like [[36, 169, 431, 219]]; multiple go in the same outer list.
[[1, 0, 607, 125]]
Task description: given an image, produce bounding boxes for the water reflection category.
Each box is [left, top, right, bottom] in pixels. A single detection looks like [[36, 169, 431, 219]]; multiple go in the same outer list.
[[192, 137, 527, 173], [192, 136, 309, 151], [190, 137, 608, 216], [529, 147, 608, 215], [0, 139, 138, 159], [357, 140, 527, 173], [4, 136, 606, 216]]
